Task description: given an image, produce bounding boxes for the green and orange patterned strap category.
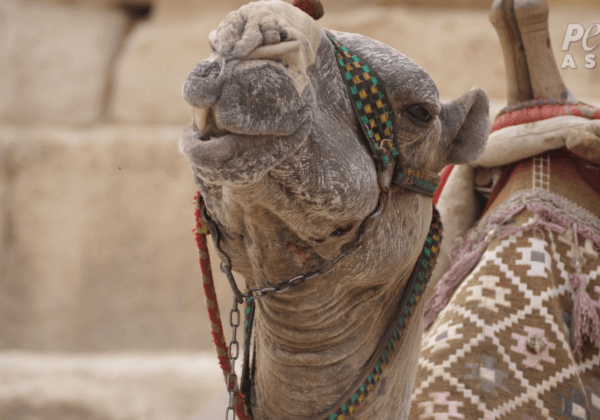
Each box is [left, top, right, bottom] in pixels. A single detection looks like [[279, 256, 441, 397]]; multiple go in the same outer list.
[[328, 32, 440, 198], [328, 32, 398, 167], [394, 166, 441, 197], [316, 207, 443, 420]]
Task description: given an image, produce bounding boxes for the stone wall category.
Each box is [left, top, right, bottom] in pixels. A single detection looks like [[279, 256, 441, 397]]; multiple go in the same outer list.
[[1, 0, 598, 353]]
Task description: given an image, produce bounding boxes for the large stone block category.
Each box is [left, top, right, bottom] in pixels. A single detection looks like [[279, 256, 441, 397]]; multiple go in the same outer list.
[[19, 0, 600, 9], [0, 125, 234, 351], [0, 352, 226, 420], [0, 1, 129, 126], [107, 8, 217, 125]]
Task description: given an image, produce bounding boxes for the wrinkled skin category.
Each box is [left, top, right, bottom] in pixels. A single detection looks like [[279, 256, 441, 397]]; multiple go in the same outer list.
[[179, 1, 490, 419]]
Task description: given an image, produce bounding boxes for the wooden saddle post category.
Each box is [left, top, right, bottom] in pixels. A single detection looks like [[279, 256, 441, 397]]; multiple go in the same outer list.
[[490, 0, 571, 104], [490, 0, 600, 163]]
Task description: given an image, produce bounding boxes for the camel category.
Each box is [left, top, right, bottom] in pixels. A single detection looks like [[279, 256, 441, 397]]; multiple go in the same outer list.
[[179, 1, 490, 418], [411, 0, 600, 418]]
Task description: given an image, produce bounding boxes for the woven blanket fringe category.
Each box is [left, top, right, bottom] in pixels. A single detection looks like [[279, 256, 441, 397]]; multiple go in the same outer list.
[[423, 202, 524, 329], [570, 272, 600, 355], [194, 192, 251, 420], [423, 247, 484, 329], [424, 200, 600, 354]]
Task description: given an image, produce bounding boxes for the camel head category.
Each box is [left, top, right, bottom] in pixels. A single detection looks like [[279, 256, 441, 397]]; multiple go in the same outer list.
[[179, 1, 490, 418], [180, 0, 490, 264]]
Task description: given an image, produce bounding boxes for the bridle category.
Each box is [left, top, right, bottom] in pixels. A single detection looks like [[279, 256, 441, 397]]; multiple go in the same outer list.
[[194, 31, 443, 420]]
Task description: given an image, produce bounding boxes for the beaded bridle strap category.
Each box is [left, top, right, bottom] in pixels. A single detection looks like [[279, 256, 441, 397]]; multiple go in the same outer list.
[[313, 209, 442, 420], [328, 32, 441, 197]]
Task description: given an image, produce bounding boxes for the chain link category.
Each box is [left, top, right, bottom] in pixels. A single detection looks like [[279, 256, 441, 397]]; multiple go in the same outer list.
[[240, 192, 388, 301], [226, 296, 241, 420], [202, 191, 386, 304], [243, 249, 349, 300]]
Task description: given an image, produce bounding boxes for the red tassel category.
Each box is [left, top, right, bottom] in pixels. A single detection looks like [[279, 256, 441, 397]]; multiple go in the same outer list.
[[293, 0, 324, 20], [570, 273, 600, 356], [195, 192, 251, 420]]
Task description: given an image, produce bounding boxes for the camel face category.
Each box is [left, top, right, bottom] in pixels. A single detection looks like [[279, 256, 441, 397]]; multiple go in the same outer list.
[[180, 0, 490, 268]]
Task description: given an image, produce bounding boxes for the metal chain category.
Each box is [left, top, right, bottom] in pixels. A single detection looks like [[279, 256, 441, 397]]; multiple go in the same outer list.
[[215, 191, 389, 420], [225, 296, 241, 420], [241, 245, 353, 300], [215, 191, 389, 303], [221, 247, 353, 420]]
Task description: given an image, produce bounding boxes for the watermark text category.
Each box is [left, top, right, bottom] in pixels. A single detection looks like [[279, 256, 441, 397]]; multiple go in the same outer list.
[[561, 23, 599, 69]]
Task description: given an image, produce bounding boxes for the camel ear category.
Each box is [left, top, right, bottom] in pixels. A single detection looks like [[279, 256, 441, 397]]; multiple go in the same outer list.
[[439, 86, 490, 165]]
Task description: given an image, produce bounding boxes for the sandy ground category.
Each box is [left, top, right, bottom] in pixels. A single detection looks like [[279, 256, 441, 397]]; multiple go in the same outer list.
[[0, 352, 230, 420]]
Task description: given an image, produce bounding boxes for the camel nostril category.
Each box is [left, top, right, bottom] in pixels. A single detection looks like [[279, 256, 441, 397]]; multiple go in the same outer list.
[[183, 60, 224, 109]]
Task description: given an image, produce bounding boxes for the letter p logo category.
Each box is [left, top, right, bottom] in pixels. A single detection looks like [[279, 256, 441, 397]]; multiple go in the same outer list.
[[562, 24, 585, 51]]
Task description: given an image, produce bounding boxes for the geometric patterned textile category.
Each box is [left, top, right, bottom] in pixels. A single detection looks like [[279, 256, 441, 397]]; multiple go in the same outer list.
[[411, 211, 600, 420]]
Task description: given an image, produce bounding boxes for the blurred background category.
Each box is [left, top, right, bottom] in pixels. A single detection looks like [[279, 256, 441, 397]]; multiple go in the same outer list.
[[0, 0, 598, 418]]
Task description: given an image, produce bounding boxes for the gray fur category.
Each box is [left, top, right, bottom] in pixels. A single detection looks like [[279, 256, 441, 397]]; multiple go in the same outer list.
[[217, 63, 309, 135], [182, 56, 224, 109], [179, 1, 490, 418]]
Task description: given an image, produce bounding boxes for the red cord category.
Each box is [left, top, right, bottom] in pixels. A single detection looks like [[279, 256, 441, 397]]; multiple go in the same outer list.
[[194, 192, 251, 420]]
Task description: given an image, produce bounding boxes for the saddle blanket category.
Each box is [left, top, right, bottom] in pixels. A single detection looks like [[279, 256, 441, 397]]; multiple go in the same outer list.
[[411, 210, 600, 420]]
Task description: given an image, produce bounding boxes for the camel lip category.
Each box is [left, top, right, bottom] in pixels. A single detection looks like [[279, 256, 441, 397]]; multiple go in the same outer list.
[[189, 122, 273, 144], [195, 122, 232, 142], [187, 109, 312, 147], [190, 106, 296, 143], [187, 124, 301, 148], [180, 114, 313, 184]]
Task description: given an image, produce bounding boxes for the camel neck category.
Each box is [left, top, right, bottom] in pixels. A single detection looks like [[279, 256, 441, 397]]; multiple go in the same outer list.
[[250, 276, 409, 419], [247, 204, 438, 420]]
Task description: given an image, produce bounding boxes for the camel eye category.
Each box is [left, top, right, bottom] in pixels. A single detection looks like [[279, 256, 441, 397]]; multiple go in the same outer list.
[[330, 224, 353, 238], [406, 104, 431, 124]]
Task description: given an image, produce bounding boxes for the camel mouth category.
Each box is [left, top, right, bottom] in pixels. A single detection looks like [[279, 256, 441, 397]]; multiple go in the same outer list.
[[183, 112, 311, 151], [180, 112, 313, 186], [192, 107, 232, 141], [186, 98, 312, 147], [190, 102, 308, 143]]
